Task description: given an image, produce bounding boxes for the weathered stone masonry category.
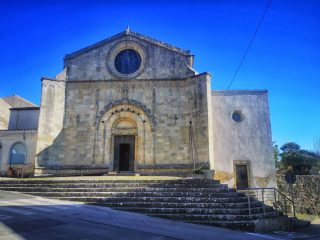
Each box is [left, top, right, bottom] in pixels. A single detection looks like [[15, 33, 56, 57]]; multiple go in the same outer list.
[[277, 174, 320, 215], [36, 73, 212, 175], [30, 30, 276, 188]]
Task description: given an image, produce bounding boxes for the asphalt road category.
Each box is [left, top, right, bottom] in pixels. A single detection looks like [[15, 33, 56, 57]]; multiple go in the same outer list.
[[0, 190, 319, 240]]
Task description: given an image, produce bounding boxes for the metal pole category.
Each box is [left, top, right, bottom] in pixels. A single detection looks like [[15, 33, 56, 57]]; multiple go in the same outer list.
[[290, 184, 296, 218], [274, 189, 277, 209], [192, 143, 195, 171], [262, 189, 266, 216], [9, 152, 12, 168], [189, 121, 195, 171], [288, 172, 296, 218], [284, 197, 287, 216], [247, 190, 251, 216]]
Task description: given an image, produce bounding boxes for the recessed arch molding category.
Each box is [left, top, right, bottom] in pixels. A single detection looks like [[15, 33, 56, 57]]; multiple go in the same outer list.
[[98, 98, 156, 127]]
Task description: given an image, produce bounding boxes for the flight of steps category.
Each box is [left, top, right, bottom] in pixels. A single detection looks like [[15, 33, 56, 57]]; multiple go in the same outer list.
[[0, 178, 280, 231]]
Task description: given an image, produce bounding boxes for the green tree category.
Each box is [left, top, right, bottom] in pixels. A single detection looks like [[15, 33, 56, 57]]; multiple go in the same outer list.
[[280, 142, 300, 153], [314, 136, 320, 156], [279, 142, 320, 175], [273, 142, 280, 169]]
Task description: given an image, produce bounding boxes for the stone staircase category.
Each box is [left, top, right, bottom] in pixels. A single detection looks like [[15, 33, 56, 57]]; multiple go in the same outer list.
[[0, 178, 281, 231]]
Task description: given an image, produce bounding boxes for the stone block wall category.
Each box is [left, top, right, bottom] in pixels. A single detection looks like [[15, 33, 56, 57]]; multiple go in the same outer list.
[[277, 174, 320, 215], [36, 73, 212, 174], [35, 79, 66, 167]]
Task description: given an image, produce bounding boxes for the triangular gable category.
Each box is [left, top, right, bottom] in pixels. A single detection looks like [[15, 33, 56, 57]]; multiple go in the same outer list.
[[2, 95, 38, 108], [64, 30, 193, 60]]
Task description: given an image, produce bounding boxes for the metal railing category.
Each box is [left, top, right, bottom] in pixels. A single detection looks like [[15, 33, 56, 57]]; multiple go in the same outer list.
[[242, 187, 296, 218], [15, 163, 32, 178]]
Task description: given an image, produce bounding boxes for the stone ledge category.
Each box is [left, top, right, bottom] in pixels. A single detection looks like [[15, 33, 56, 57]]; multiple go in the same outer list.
[[254, 215, 293, 232], [35, 167, 109, 177], [36, 165, 109, 170], [137, 162, 209, 169]]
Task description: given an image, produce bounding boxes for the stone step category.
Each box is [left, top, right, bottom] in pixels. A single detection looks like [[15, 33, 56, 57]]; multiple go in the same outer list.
[[0, 187, 233, 193], [0, 177, 284, 231], [0, 179, 221, 185], [0, 183, 228, 189], [148, 211, 278, 221], [110, 206, 274, 215], [89, 201, 264, 209], [46, 196, 256, 203], [18, 191, 245, 198]]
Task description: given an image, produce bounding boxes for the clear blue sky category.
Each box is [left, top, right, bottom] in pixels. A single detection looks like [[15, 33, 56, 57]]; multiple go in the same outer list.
[[0, 0, 319, 150]]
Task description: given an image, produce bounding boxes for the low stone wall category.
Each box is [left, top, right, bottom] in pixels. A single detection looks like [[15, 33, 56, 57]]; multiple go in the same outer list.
[[136, 163, 210, 177], [34, 166, 109, 177], [277, 174, 320, 215]]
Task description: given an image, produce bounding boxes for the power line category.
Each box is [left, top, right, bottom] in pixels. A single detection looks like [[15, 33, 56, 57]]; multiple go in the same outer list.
[[221, 0, 272, 100]]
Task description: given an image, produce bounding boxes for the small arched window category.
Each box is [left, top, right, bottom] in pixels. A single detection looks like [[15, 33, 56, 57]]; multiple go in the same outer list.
[[10, 143, 26, 165]]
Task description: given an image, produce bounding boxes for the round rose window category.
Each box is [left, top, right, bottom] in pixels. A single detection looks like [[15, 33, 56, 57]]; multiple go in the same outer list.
[[114, 49, 141, 74]]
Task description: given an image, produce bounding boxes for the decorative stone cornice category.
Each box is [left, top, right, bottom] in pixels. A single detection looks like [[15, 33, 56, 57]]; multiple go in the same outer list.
[[42, 79, 66, 88]]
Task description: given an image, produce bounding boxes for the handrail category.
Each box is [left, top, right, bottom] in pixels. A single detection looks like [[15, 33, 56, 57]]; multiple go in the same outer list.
[[245, 187, 294, 204], [243, 187, 296, 218], [21, 163, 31, 179]]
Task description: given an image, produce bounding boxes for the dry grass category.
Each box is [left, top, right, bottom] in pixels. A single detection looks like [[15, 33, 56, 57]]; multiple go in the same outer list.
[[296, 213, 320, 223]]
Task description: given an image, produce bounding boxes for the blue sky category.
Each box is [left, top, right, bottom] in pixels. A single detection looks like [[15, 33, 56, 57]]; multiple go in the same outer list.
[[0, 0, 319, 150]]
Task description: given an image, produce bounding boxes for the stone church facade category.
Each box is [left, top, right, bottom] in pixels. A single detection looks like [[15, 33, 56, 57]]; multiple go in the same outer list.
[[0, 30, 276, 189]]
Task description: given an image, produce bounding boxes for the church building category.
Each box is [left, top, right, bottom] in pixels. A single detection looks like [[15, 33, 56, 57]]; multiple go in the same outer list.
[[0, 29, 276, 189]]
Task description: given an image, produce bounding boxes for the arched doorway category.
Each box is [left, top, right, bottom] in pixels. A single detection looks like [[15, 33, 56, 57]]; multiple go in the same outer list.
[[114, 135, 135, 171], [96, 101, 155, 172]]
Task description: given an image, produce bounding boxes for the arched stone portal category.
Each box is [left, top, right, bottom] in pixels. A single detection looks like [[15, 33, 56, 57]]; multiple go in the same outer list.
[[96, 102, 155, 172]]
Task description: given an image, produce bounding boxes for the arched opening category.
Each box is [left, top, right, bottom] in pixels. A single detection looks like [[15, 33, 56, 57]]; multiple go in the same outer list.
[[10, 142, 26, 166], [96, 102, 155, 172]]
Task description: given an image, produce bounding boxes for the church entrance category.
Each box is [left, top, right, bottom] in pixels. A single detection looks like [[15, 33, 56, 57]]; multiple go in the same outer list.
[[235, 164, 249, 189], [119, 143, 130, 171], [114, 135, 135, 172]]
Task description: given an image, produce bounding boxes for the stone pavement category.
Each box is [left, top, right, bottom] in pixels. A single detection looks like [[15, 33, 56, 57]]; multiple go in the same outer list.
[[294, 219, 320, 238], [260, 219, 320, 240]]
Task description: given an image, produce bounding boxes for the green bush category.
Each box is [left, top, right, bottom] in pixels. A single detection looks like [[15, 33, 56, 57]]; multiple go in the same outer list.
[[193, 165, 209, 174]]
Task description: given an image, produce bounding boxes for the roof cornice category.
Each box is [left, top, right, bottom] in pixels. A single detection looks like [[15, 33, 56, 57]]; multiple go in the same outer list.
[[40, 72, 210, 83], [64, 30, 193, 60]]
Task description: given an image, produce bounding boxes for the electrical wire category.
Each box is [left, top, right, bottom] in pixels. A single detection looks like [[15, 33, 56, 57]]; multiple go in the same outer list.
[[221, 0, 272, 100]]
